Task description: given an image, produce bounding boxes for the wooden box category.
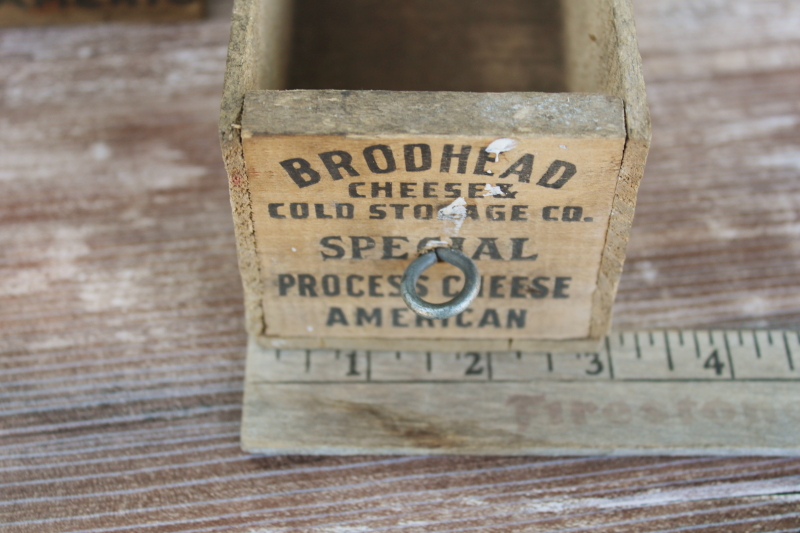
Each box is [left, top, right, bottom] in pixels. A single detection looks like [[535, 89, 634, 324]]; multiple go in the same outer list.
[[220, 0, 650, 354]]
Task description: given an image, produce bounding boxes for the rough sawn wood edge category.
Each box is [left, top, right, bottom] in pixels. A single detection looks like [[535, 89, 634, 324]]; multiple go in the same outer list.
[[219, 0, 292, 339], [562, 0, 652, 339]]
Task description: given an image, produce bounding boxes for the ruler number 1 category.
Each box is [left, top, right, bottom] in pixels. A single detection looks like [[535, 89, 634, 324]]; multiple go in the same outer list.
[[703, 349, 725, 376], [346, 351, 360, 376]]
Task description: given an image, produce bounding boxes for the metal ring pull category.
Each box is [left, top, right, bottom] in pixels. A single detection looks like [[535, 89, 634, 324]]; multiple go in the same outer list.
[[401, 248, 481, 320]]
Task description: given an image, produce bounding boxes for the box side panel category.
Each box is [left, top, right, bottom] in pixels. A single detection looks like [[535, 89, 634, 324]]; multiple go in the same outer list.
[[219, 0, 292, 338], [562, 0, 651, 338], [242, 90, 626, 345]]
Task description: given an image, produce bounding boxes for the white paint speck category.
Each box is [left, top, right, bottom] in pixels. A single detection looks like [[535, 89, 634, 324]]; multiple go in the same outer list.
[[438, 197, 468, 235], [307, 325, 314, 332], [485, 138, 518, 160], [291, 247, 297, 252], [482, 184, 503, 197], [91, 142, 111, 161], [559, 144, 568, 150]]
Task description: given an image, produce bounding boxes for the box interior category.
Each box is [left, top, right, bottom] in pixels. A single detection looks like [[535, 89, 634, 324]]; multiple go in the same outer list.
[[286, 0, 567, 93]]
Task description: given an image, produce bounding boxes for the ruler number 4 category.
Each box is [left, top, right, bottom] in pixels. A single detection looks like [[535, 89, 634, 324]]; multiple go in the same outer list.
[[703, 349, 725, 376]]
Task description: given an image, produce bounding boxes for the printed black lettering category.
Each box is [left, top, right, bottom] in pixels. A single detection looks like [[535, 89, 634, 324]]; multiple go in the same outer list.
[[314, 204, 333, 219], [456, 309, 473, 327], [466, 205, 480, 220], [489, 276, 505, 298], [416, 315, 435, 328], [349, 183, 366, 198], [389, 204, 408, 219], [321, 274, 340, 296], [268, 203, 286, 219], [350, 236, 376, 259], [320, 236, 345, 260], [511, 205, 528, 221], [392, 308, 409, 327], [278, 274, 295, 296], [347, 275, 365, 297], [510, 276, 528, 298], [553, 277, 571, 298], [538, 160, 577, 189], [499, 154, 534, 183], [356, 307, 382, 326], [363, 145, 396, 174], [414, 204, 433, 220], [372, 182, 392, 198], [507, 309, 527, 328], [404, 144, 432, 172], [289, 203, 309, 219], [387, 275, 402, 297], [562, 206, 583, 222], [531, 277, 550, 298], [423, 182, 438, 198], [449, 237, 465, 252], [382, 236, 409, 260], [487, 205, 505, 221], [280, 158, 321, 188], [472, 238, 503, 260], [368, 275, 383, 297], [444, 183, 462, 198], [369, 204, 387, 220], [400, 182, 417, 198], [468, 182, 485, 198], [440, 144, 471, 174], [542, 206, 559, 221], [443, 275, 461, 297], [473, 148, 494, 176], [511, 238, 538, 261], [318, 150, 359, 181], [495, 183, 517, 198], [335, 203, 354, 219], [326, 307, 348, 326], [478, 309, 501, 328], [416, 275, 429, 297], [298, 274, 317, 297]]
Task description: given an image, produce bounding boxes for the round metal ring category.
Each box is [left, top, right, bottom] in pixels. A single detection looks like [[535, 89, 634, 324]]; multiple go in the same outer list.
[[400, 248, 481, 320]]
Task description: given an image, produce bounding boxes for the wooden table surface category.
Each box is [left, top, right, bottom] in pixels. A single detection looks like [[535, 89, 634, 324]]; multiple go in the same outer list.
[[2, 0, 800, 531]]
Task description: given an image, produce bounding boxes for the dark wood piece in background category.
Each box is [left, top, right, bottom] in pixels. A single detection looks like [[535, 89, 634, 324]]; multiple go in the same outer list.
[[0, 0, 204, 27], [2, 0, 800, 530]]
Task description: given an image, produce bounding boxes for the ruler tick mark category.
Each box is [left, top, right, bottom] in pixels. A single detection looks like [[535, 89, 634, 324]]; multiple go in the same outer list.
[[723, 332, 735, 380], [664, 331, 674, 371], [547, 352, 553, 372], [487, 353, 493, 381], [708, 330, 714, 345], [395, 351, 401, 360], [605, 336, 615, 379], [783, 332, 795, 371], [634, 333, 642, 359], [737, 330, 744, 345], [366, 351, 372, 381], [678, 330, 684, 346], [753, 331, 762, 359], [768, 331, 774, 345], [693, 331, 701, 359], [426, 352, 432, 372], [276, 349, 281, 361], [648, 332, 654, 346], [305, 350, 310, 373]]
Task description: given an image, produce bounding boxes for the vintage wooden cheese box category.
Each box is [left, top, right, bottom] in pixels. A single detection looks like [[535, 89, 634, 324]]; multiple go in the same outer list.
[[220, 0, 650, 354]]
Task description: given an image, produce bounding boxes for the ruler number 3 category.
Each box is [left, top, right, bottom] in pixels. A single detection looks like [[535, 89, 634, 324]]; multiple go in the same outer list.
[[584, 353, 604, 376]]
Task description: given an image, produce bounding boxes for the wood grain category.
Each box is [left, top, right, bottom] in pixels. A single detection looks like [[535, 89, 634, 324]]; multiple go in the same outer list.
[[2, 0, 800, 530]]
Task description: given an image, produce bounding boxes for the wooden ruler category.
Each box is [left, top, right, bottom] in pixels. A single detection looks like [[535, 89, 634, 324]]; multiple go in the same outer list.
[[241, 330, 800, 455]]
